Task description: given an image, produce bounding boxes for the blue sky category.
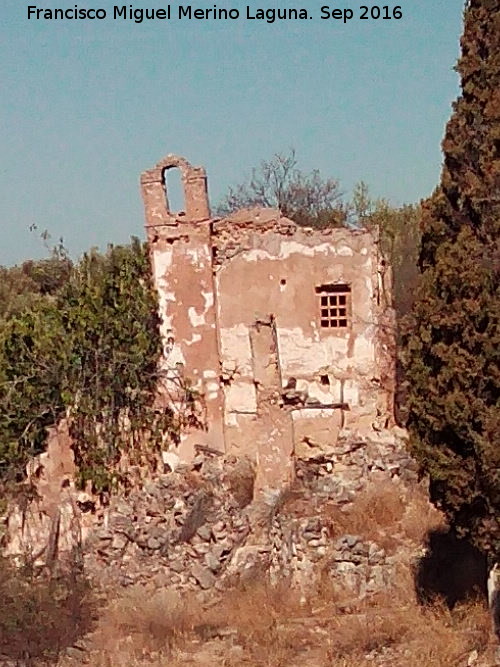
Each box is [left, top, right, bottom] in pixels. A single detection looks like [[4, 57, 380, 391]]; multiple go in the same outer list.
[[1, 1, 463, 265]]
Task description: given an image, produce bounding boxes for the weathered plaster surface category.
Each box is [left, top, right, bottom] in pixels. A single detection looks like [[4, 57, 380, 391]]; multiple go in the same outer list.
[[213, 225, 390, 431], [142, 157, 224, 455], [140, 156, 396, 493]]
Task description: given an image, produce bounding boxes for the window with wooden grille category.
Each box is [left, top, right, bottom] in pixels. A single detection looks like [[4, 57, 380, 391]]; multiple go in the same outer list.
[[316, 283, 351, 329]]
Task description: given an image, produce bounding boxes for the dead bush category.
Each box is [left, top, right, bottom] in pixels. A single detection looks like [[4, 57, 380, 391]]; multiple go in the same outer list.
[[324, 480, 406, 551], [98, 586, 202, 655], [400, 487, 446, 544], [326, 599, 491, 665], [0, 555, 95, 665]]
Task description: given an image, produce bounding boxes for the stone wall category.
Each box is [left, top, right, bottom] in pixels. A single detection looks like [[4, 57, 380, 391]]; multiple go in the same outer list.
[[141, 154, 224, 460], [212, 213, 395, 464]]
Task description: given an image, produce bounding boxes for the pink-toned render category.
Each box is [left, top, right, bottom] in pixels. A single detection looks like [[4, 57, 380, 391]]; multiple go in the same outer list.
[[140, 155, 396, 493]]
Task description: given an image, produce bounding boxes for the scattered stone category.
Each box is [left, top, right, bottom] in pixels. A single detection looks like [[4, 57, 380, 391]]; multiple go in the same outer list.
[[162, 450, 180, 472], [170, 559, 185, 573], [4, 428, 422, 601], [111, 533, 128, 550], [205, 551, 222, 573], [147, 536, 162, 550], [197, 524, 212, 541], [191, 563, 216, 589]]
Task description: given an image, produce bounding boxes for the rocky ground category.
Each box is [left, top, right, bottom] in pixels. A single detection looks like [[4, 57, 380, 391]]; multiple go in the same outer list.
[[78, 429, 423, 597], [2, 429, 499, 665]]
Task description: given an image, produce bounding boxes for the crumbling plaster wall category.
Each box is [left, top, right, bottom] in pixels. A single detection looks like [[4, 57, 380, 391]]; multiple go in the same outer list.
[[212, 208, 395, 459], [1, 155, 399, 572], [140, 155, 396, 489], [141, 155, 224, 459]]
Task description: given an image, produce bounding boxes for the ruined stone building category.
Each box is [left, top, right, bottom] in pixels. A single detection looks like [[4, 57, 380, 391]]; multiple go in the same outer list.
[[140, 155, 396, 490], [3, 154, 401, 572]]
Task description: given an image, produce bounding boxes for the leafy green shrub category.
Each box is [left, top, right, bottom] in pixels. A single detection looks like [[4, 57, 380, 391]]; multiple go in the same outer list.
[[0, 303, 67, 480], [0, 240, 72, 320], [0, 238, 177, 492]]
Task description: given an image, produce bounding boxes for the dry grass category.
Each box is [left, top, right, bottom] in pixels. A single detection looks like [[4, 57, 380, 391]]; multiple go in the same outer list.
[[275, 478, 446, 556], [0, 555, 95, 665], [57, 480, 489, 667], [311, 479, 446, 554], [400, 485, 446, 544], [91, 586, 202, 654], [331, 480, 407, 546], [69, 567, 495, 667], [325, 598, 490, 664]]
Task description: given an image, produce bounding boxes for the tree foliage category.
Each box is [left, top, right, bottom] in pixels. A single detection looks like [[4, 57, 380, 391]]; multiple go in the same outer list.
[[351, 182, 422, 320], [216, 149, 346, 228], [0, 254, 72, 319], [403, 0, 500, 556], [0, 239, 175, 491]]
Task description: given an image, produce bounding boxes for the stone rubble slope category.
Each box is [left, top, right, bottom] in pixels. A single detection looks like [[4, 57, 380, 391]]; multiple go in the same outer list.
[[81, 428, 421, 597]]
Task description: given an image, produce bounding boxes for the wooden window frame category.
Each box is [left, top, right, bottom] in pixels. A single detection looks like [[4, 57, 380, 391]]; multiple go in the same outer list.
[[316, 283, 351, 330]]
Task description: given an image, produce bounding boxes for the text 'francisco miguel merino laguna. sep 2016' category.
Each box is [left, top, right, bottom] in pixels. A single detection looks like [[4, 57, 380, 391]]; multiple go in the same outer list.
[[27, 5, 404, 23]]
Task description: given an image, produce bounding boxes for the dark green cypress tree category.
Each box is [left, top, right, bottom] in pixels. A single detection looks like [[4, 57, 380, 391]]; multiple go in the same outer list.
[[403, 0, 500, 556]]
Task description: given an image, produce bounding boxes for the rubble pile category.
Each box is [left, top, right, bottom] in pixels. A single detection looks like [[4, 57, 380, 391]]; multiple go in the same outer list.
[[296, 428, 418, 497], [77, 428, 419, 596], [83, 455, 254, 590]]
